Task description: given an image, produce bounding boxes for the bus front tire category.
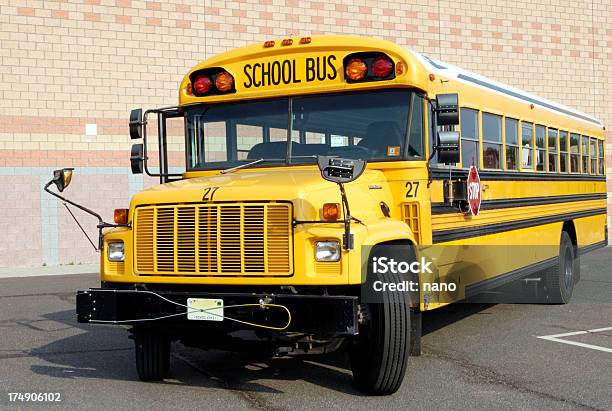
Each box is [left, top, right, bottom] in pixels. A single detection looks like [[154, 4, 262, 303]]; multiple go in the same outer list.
[[544, 231, 575, 304], [349, 249, 411, 395], [134, 329, 171, 381]]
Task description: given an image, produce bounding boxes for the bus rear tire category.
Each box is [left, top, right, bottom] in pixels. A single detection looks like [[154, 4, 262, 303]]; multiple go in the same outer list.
[[544, 231, 575, 304], [349, 247, 411, 395], [134, 328, 171, 381]]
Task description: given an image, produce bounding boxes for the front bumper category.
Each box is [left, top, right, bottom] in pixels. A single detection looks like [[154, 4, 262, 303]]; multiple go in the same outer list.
[[76, 289, 358, 337]]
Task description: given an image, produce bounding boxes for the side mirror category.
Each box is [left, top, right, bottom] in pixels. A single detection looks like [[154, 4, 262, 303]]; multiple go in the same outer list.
[[317, 156, 366, 184], [437, 131, 460, 164], [129, 108, 143, 140], [435, 93, 459, 126], [51, 168, 74, 192], [130, 144, 144, 174]]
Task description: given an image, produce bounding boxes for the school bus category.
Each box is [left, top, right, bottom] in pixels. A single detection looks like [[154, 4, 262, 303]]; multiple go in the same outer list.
[[46, 36, 607, 395]]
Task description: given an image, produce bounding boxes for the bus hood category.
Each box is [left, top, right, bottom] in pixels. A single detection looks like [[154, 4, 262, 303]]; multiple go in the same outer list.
[[130, 167, 388, 220]]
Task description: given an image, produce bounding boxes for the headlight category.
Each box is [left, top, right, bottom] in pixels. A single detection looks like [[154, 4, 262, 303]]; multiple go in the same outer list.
[[108, 242, 125, 262], [315, 241, 340, 262]]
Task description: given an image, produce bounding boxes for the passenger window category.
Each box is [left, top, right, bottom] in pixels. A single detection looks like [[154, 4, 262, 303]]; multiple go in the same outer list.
[[598, 140, 604, 175], [590, 137, 597, 174], [559, 131, 568, 173], [505, 118, 519, 170], [460, 108, 479, 168], [521, 122, 533, 169], [547, 128, 558, 172], [535, 125, 546, 171], [581, 136, 589, 173], [570, 133, 580, 172], [482, 113, 502, 169]]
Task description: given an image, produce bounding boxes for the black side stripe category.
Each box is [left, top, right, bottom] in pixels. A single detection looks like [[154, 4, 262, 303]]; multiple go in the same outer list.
[[578, 240, 608, 256], [465, 256, 557, 299], [430, 168, 606, 182], [431, 193, 607, 215], [456, 73, 602, 126], [432, 208, 607, 243]]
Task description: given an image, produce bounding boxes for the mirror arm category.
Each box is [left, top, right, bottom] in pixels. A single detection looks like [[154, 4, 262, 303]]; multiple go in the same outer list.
[[44, 181, 103, 225]]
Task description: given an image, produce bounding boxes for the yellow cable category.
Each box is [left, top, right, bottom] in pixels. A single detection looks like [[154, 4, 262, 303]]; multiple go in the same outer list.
[[218, 303, 292, 331]]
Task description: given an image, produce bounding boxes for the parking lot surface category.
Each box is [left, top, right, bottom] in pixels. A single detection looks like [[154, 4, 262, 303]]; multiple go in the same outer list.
[[1, 248, 611, 410]]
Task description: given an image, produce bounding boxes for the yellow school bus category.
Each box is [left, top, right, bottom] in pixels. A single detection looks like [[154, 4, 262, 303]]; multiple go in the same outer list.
[[48, 36, 606, 395]]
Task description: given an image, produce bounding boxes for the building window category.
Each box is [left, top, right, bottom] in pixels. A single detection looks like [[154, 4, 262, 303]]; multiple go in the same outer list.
[[598, 140, 604, 175], [547, 128, 558, 172], [505, 118, 519, 170], [535, 125, 546, 171], [570, 133, 580, 172], [460, 108, 479, 168], [482, 112, 501, 169], [559, 131, 568, 173], [590, 137, 597, 174], [521, 121, 533, 169], [581, 135, 589, 174]]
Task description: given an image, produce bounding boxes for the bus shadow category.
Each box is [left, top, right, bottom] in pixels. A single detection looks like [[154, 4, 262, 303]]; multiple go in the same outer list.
[[29, 300, 503, 396], [28, 309, 361, 395]]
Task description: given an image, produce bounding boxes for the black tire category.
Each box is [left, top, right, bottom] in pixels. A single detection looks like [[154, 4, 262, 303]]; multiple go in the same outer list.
[[543, 231, 575, 304], [134, 328, 171, 381], [349, 246, 411, 395]]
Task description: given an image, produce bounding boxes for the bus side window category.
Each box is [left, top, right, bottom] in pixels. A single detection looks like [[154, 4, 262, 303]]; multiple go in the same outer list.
[[581, 135, 589, 173], [482, 112, 501, 169], [570, 133, 580, 172], [460, 108, 479, 168], [521, 121, 534, 169], [598, 139, 604, 175], [505, 118, 519, 170], [548, 128, 558, 172], [559, 131, 568, 173], [535, 125, 546, 171], [589, 137, 597, 174]]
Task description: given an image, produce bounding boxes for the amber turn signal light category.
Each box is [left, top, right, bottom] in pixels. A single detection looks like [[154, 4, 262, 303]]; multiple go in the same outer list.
[[215, 71, 234, 92], [345, 58, 368, 81], [114, 208, 128, 224], [322, 203, 341, 220]]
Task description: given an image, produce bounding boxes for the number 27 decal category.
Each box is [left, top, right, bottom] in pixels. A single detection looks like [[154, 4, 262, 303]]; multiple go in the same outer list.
[[202, 187, 220, 202], [405, 181, 419, 197]]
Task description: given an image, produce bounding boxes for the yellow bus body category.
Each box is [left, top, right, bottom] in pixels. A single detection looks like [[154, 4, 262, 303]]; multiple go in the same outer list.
[[100, 36, 606, 311]]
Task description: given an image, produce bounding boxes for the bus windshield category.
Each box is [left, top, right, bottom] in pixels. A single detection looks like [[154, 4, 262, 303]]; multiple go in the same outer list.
[[185, 89, 423, 171]]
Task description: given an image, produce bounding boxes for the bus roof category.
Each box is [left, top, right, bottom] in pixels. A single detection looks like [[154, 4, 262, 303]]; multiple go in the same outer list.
[[410, 51, 603, 128]]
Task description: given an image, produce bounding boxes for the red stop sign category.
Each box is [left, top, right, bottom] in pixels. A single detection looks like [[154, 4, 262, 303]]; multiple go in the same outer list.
[[466, 165, 481, 216]]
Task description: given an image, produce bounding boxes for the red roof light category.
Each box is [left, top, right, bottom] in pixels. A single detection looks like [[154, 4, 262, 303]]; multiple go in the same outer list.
[[371, 55, 393, 78], [193, 75, 212, 94]]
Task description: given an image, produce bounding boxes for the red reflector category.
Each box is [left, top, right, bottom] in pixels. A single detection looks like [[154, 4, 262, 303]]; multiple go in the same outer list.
[[371, 55, 393, 78], [193, 75, 212, 94]]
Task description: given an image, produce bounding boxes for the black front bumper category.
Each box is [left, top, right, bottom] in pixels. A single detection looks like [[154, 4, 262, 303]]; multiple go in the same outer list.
[[76, 288, 358, 337]]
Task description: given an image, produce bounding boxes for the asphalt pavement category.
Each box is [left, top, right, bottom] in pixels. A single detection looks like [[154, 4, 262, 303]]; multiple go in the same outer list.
[[1, 248, 611, 410]]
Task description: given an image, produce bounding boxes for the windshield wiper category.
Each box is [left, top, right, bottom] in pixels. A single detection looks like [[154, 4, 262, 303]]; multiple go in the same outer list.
[[220, 158, 283, 174], [220, 155, 317, 174]]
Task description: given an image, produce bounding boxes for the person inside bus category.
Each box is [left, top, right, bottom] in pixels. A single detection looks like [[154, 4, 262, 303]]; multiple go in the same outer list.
[[357, 121, 404, 158]]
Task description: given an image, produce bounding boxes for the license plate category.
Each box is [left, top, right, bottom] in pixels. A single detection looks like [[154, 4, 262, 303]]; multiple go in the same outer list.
[[187, 298, 224, 321]]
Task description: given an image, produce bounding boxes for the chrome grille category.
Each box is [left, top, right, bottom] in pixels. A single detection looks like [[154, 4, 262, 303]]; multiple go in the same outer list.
[[134, 203, 292, 276]]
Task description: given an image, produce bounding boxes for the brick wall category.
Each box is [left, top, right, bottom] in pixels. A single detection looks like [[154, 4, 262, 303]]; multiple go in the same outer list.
[[0, 0, 610, 267]]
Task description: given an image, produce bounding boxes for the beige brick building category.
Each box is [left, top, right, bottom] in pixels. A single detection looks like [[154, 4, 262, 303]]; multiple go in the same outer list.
[[0, 0, 610, 268]]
